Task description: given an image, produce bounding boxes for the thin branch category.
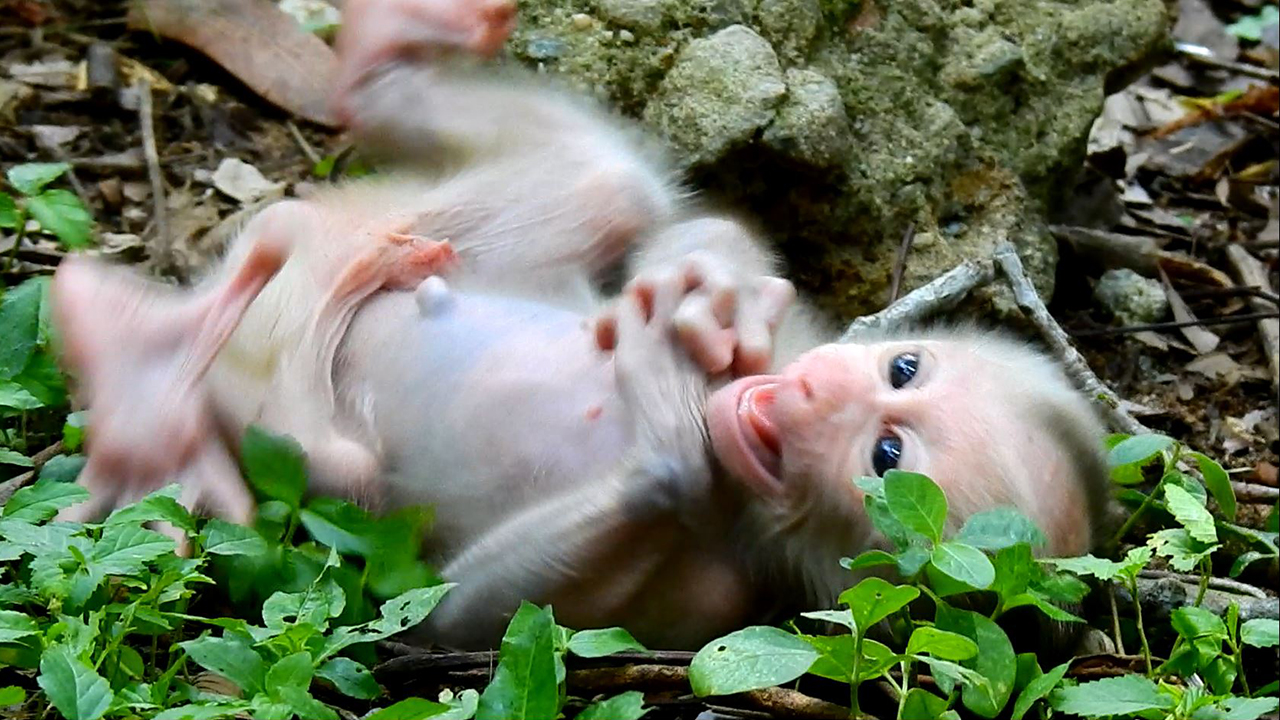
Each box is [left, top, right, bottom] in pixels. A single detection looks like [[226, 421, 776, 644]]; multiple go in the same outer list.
[[0, 441, 65, 505], [1175, 42, 1280, 82], [840, 256, 996, 341], [1232, 481, 1279, 503], [1070, 311, 1280, 337], [286, 120, 322, 166], [993, 241, 1151, 436], [888, 222, 915, 304], [137, 78, 168, 250], [1139, 568, 1271, 600], [1225, 244, 1280, 392]]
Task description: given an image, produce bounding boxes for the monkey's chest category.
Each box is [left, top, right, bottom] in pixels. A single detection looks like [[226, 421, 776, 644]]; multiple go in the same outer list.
[[339, 289, 634, 550]]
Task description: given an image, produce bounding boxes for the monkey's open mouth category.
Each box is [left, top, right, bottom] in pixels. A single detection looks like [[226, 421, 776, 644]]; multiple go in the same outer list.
[[740, 384, 782, 470], [707, 376, 785, 496]]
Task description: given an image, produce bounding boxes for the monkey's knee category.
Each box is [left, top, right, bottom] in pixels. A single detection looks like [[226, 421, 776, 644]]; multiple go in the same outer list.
[[574, 163, 674, 267]]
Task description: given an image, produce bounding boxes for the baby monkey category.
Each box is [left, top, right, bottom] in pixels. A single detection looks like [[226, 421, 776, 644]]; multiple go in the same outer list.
[[50, 0, 1109, 650]]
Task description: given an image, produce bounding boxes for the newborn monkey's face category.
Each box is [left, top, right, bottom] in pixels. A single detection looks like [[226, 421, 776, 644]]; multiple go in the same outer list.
[[706, 339, 1069, 535]]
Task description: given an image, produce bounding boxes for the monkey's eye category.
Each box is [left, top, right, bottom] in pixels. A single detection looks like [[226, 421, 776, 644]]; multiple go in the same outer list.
[[872, 434, 903, 476], [889, 353, 919, 389]]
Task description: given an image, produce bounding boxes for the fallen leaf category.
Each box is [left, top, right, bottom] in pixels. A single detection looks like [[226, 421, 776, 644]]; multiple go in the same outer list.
[[1186, 351, 1240, 379], [211, 158, 285, 204], [127, 0, 337, 126], [1252, 461, 1278, 487], [1162, 273, 1220, 354], [1221, 415, 1260, 455], [1133, 331, 1170, 350], [9, 60, 78, 88]]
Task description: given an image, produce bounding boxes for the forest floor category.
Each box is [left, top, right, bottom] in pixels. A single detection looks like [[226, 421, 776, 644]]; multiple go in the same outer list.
[[0, 0, 1276, 719]]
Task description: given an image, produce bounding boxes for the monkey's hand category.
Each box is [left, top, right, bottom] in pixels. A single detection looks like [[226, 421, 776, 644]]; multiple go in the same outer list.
[[332, 0, 517, 123], [597, 251, 796, 378]]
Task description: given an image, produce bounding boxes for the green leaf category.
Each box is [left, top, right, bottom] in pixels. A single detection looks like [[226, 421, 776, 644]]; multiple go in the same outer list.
[[154, 704, 249, 720], [1164, 484, 1218, 544], [577, 691, 649, 720], [0, 610, 39, 643], [955, 507, 1047, 550], [178, 635, 267, 695], [366, 698, 450, 720], [91, 524, 175, 576], [317, 656, 382, 700], [799, 633, 856, 682], [0, 686, 24, 706], [263, 576, 345, 631], [0, 192, 18, 228], [900, 688, 950, 719], [838, 576, 920, 632], [1241, 618, 1279, 648], [38, 454, 86, 484], [0, 277, 45, 381], [104, 484, 195, 534], [1148, 528, 1218, 573], [931, 541, 995, 589], [2, 479, 89, 522], [1190, 452, 1236, 522], [1049, 675, 1174, 717], [37, 645, 113, 720], [200, 519, 269, 557], [266, 651, 314, 695], [1049, 547, 1149, 582], [884, 470, 948, 543], [800, 608, 856, 631], [935, 604, 1016, 718], [321, 583, 454, 660], [28, 189, 93, 248], [7, 162, 69, 195], [241, 425, 308, 509], [1207, 696, 1280, 720], [906, 626, 978, 661], [1001, 592, 1085, 624], [0, 448, 32, 467], [689, 626, 820, 697], [476, 602, 560, 720], [1011, 661, 1069, 720], [1226, 5, 1280, 41], [0, 381, 43, 410], [567, 627, 647, 658], [1108, 433, 1174, 468], [840, 549, 897, 571], [62, 412, 87, 452], [1171, 605, 1228, 642]]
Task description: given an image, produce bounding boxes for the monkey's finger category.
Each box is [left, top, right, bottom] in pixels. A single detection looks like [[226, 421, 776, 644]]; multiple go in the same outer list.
[[186, 441, 256, 526], [681, 253, 737, 326], [646, 270, 686, 326], [733, 278, 797, 376], [54, 461, 121, 524], [593, 311, 618, 352], [673, 294, 735, 374]]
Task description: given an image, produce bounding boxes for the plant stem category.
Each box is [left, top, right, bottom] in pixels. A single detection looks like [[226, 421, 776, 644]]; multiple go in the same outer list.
[[3, 214, 26, 274], [850, 631, 864, 719], [897, 659, 911, 719], [1129, 576, 1153, 675], [1194, 558, 1210, 607]]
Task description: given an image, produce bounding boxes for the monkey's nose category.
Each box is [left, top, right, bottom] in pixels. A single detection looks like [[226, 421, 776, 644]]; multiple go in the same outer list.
[[789, 348, 870, 414]]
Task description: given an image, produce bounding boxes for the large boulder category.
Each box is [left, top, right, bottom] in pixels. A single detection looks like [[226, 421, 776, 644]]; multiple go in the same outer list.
[[510, 0, 1171, 319]]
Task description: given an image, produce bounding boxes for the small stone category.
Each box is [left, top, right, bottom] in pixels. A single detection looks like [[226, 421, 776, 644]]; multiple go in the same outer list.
[[593, 0, 665, 31], [1094, 268, 1168, 325], [762, 69, 854, 167], [570, 13, 594, 30], [525, 36, 567, 60], [618, 29, 636, 43], [210, 158, 285, 204]]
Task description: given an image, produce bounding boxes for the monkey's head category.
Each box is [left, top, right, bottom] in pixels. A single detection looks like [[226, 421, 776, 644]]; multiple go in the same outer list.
[[706, 326, 1110, 605]]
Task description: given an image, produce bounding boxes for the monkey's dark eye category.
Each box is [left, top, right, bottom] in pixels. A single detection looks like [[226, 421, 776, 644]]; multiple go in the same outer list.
[[889, 353, 919, 389], [872, 434, 902, 476]]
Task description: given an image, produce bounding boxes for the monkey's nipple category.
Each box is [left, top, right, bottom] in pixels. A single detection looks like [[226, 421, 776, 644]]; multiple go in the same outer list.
[[740, 384, 781, 457]]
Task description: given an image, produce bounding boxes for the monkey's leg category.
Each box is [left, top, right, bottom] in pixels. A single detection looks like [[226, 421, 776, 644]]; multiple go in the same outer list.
[[52, 212, 291, 523]]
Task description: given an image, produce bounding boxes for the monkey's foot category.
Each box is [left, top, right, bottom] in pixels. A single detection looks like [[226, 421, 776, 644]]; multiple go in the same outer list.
[[52, 235, 289, 523]]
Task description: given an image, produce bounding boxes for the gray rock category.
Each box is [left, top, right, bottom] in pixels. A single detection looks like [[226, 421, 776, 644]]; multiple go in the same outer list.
[[1094, 268, 1169, 325], [592, 0, 665, 31], [642, 25, 786, 167], [763, 69, 853, 168]]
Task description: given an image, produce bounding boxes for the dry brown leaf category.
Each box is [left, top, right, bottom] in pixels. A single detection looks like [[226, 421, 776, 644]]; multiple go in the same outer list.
[[127, 0, 337, 127], [1253, 461, 1278, 487], [1162, 271, 1221, 354]]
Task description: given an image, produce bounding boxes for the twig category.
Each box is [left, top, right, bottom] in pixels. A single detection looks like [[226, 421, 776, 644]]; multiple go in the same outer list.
[[1232, 481, 1280, 503], [1175, 42, 1280, 82], [286, 120, 322, 166], [1108, 585, 1127, 655], [840, 256, 996, 341], [0, 441, 66, 505], [1069, 311, 1280, 337], [1180, 286, 1279, 306], [136, 79, 168, 249], [993, 241, 1151, 436], [1225, 244, 1280, 392], [1139, 568, 1271, 600], [887, 222, 915, 304]]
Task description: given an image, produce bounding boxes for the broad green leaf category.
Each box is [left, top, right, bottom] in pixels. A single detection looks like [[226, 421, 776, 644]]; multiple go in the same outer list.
[[1164, 484, 1218, 544], [475, 602, 559, 720], [1148, 528, 1217, 573], [567, 627, 647, 658], [577, 691, 649, 720], [1108, 433, 1174, 468], [27, 189, 93, 248], [838, 576, 920, 631], [240, 425, 308, 510], [38, 454, 86, 484], [178, 635, 266, 695], [800, 608, 856, 631], [906, 626, 978, 661], [7, 162, 68, 195], [956, 507, 1047, 550], [0, 192, 18, 228], [276, 685, 338, 720], [154, 704, 249, 720], [991, 543, 1034, 600], [883, 470, 947, 543], [368, 583, 453, 636], [263, 576, 345, 631], [689, 626, 820, 697], [864, 493, 921, 550], [266, 651, 314, 696], [37, 645, 113, 720], [931, 541, 995, 589], [435, 688, 480, 720], [840, 549, 897, 571], [1190, 452, 1236, 522], [0, 381, 42, 410], [1226, 5, 1279, 41], [1001, 593, 1084, 624], [1171, 605, 1228, 641], [0, 610, 39, 643], [1241, 618, 1279, 648], [0, 277, 44, 380], [896, 543, 932, 577], [900, 688, 950, 719], [366, 698, 450, 720], [62, 412, 86, 452], [299, 499, 378, 557], [2, 479, 88, 522], [1206, 696, 1280, 720], [1049, 675, 1174, 717], [91, 524, 175, 576], [1011, 661, 1069, 720], [935, 604, 1016, 718], [0, 686, 24, 706], [200, 519, 269, 557], [1048, 549, 1148, 582], [104, 484, 195, 534], [800, 633, 856, 682], [317, 656, 382, 700], [0, 448, 32, 467]]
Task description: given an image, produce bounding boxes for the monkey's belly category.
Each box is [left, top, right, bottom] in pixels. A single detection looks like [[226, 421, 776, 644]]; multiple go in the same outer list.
[[339, 289, 634, 554]]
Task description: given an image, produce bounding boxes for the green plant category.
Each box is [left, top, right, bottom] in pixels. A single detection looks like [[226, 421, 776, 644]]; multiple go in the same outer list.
[[1, 163, 95, 261], [1, 273, 70, 471]]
